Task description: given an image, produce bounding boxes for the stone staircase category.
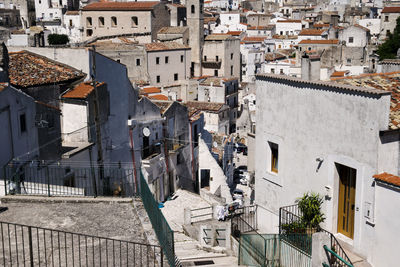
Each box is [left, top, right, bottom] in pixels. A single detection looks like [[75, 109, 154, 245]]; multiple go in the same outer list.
[[337, 239, 373, 267]]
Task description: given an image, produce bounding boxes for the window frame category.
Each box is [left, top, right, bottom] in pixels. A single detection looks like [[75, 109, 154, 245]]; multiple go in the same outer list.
[[269, 142, 279, 173]]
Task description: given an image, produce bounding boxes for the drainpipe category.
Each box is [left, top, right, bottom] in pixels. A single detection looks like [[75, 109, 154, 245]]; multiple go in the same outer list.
[[129, 127, 138, 193], [162, 119, 170, 196]]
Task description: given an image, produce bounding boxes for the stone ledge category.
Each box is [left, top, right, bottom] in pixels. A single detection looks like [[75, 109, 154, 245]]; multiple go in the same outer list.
[[0, 195, 133, 204]]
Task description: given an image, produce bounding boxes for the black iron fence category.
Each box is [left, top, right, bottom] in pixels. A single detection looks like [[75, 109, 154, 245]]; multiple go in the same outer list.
[[0, 221, 163, 267], [231, 205, 257, 240], [3, 164, 136, 197], [279, 204, 353, 266]]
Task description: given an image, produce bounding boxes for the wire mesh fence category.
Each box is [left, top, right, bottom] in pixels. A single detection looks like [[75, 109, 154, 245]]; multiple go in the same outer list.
[[0, 221, 163, 267]]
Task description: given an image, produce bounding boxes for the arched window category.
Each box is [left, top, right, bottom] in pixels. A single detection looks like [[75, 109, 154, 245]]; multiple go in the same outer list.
[[191, 5, 195, 14], [131, 16, 138, 27], [111, 16, 117, 27]]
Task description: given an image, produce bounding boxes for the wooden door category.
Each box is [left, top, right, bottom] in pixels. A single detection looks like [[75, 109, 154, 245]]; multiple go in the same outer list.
[[337, 165, 356, 239]]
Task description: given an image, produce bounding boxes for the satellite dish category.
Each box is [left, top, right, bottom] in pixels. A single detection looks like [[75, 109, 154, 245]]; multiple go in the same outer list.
[[213, 141, 218, 148], [142, 127, 151, 137]]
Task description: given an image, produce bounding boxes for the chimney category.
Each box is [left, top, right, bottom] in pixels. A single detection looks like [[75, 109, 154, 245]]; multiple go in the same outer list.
[[301, 54, 321, 81], [0, 43, 9, 83]]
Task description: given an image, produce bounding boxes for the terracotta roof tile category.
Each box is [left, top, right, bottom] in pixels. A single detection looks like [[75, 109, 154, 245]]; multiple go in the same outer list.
[[148, 94, 169, 101], [185, 101, 227, 114], [227, 31, 243, 36], [9, 51, 85, 88], [242, 36, 268, 43], [299, 29, 325, 36], [330, 71, 349, 77], [374, 172, 400, 187], [82, 1, 159, 11], [382, 7, 400, 13], [298, 39, 339, 45], [277, 20, 302, 23], [140, 87, 161, 95], [65, 11, 79, 15], [314, 23, 330, 28], [62, 81, 105, 99]]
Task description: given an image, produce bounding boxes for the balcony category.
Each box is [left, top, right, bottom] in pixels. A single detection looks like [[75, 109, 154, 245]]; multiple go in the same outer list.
[[142, 143, 162, 161], [202, 60, 222, 69]]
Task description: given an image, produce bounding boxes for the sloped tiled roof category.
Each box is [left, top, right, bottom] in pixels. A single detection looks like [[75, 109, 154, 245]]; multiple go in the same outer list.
[[185, 101, 227, 114], [374, 173, 400, 187], [330, 71, 349, 78], [332, 72, 400, 130], [205, 34, 236, 41], [62, 81, 105, 99], [299, 29, 325, 36], [151, 99, 173, 113], [242, 36, 268, 43], [9, 51, 85, 88], [82, 1, 159, 11], [382, 6, 400, 13], [158, 27, 188, 34], [277, 20, 302, 23], [298, 39, 339, 45], [148, 94, 169, 101], [145, 42, 190, 51], [140, 87, 161, 95]]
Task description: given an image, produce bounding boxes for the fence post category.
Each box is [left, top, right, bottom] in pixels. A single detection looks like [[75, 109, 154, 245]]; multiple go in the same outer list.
[[28, 226, 34, 267], [46, 166, 50, 197]]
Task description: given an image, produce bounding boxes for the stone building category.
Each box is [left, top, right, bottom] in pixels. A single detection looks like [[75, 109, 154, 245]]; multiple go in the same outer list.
[[1, 0, 35, 28], [380, 6, 400, 41], [81, 1, 170, 42], [186, 0, 204, 77], [202, 34, 240, 78]]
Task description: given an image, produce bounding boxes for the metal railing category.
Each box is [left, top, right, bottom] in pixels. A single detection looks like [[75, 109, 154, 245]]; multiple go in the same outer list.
[[279, 204, 353, 266], [323, 245, 354, 267], [190, 206, 213, 223], [0, 221, 163, 266], [231, 205, 257, 240], [3, 164, 136, 198], [139, 172, 176, 267]]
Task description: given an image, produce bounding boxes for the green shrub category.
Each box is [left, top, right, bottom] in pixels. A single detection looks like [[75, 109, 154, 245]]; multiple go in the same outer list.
[[296, 192, 325, 228], [47, 34, 69, 45]]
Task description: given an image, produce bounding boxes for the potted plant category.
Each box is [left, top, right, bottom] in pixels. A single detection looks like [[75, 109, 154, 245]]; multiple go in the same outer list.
[[296, 192, 326, 234]]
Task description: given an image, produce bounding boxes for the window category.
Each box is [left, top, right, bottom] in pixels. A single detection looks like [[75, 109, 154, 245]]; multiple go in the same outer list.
[[204, 55, 207, 61], [177, 153, 183, 164], [271, 68, 275, 74], [216, 55, 219, 61], [269, 142, 279, 173], [111, 16, 117, 27], [385, 15, 389, 22], [214, 70, 218, 76], [156, 57, 160, 64], [174, 73, 178, 81], [131, 16, 138, 27], [136, 58, 141, 66], [231, 53, 233, 60], [86, 29, 93, 36], [386, 30, 390, 36], [20, 114, 26, 133], [156, 76, 160, 83], [69, 20, 73, 27], [231, 65, 233, 76], [348, 37, 354, 43], [280, 69, 284, 74], [191, 5, 195, 14], [347, 58, 351, 64], [181, 55, 184, 62], [165, 56, 169, 64], [98, 17, 104, 27], [86, 17, 92, 27]]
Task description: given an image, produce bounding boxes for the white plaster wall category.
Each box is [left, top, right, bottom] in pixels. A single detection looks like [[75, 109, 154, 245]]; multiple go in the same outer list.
[[358, 19, 380, 35], [60, 102, 88, 143], [372, 183, 400, 267], [339, 27, 367, 47], [275, 22, 302, 36], [219, 13, 240, 26], [255, 76, 392, 260], [7, 34, 29, 47], [198, 137, 233, 203]]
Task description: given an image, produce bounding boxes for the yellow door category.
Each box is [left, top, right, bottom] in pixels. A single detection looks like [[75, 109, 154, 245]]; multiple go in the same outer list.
[[337, 165, 356, 239]]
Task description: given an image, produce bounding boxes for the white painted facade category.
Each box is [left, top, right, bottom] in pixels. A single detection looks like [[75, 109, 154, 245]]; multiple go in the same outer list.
[[254, 74, 399, 267], [275, 21, 302, 36], [241, 48, 264, 83], [219, 13, 240, 27], [339, 25, 369, 47], [34, 0, 68, 21], [63, 13, 82, 44]]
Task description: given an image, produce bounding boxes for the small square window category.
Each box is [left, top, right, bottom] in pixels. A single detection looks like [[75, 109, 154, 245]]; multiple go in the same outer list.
[[86, 29, 93, 37], [136, 58, 141, 66], [156, 76, 160, 83], [181, 55, 184, 63], [156, 57, 160, 64], [385, 15, 389, 22], [165, 56, 169, 64], [20, 114, 26, 133], [348, 37, 354, 43], [111, 16, 117, 27], [174, 73, 178, 81], [216, 56, 219, 61], [214, 70, 218, 76], [131, 16, 138, 27], [347, 58, 351, 64], [269, 142, 279, 173]]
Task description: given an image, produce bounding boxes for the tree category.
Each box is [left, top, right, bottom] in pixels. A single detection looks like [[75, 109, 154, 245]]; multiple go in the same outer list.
[[377, 16, 400, 60], [47, 34, 69, 45]]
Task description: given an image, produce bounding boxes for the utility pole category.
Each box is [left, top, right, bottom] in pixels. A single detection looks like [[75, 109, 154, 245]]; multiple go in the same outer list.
[[91, 45, 103, 196]]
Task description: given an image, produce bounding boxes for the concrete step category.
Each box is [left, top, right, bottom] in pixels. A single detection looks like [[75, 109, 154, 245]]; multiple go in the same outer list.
[[336, 238, 373, 267]]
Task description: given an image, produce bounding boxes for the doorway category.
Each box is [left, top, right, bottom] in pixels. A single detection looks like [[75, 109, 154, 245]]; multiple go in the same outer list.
[[336, 164, 356, 239]]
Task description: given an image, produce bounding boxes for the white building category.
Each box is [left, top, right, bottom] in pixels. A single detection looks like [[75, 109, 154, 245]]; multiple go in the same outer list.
[[338, 24, 370, 47], [255, 72, 400, 267], [275, 20, 303, 36]]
